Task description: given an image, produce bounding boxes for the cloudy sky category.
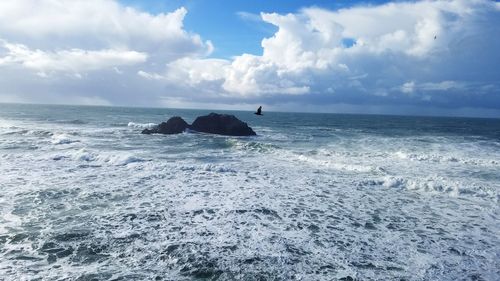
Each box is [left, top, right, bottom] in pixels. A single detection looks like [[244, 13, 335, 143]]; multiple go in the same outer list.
[[0, 0, 499, 117]]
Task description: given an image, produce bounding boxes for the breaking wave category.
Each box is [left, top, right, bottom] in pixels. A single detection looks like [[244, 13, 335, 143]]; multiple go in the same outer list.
[[127, 122, 157, 129]]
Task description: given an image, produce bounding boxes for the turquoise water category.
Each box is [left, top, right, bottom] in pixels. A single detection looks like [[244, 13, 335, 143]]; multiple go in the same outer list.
[[0, 104, 499, 280]]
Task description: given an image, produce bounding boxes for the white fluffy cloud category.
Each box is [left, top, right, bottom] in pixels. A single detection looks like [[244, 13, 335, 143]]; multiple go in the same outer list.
[[0, 40, 147, 76], [0, 0, 214, 105], [0, 0, 211, 55], [158, 0, 500, 110], [0, 0, 211, 75], [0, 0, 499, 116]]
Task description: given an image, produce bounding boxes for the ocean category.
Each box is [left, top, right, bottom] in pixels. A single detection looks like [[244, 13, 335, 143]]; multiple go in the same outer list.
[[0, 103, 499, 280]]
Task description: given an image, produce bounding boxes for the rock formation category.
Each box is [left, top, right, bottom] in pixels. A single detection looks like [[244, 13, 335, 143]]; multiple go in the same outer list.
[[141, 113, 256, 136], [190, 113, 256, 136], [141, 116, 189, 134]]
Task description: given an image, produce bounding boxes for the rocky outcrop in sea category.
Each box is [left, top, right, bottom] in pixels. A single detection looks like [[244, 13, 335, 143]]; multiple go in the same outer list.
[[141, 113, 256, 136]]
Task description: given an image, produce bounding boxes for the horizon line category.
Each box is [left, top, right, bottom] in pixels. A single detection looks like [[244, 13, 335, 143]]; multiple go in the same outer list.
[[1, 101, 499, 120]]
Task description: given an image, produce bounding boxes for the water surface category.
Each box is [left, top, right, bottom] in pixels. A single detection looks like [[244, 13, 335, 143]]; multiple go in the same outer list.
[[0, 104, 499, 280]]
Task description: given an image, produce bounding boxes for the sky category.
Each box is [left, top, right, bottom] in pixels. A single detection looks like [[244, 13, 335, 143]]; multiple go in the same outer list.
[[0, 0, 499, 117]]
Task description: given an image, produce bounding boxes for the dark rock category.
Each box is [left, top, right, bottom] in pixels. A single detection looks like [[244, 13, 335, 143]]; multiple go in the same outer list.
[[142, 116, 189, 134], [190, 113, 256, 136], [141, 113, 256, 136]]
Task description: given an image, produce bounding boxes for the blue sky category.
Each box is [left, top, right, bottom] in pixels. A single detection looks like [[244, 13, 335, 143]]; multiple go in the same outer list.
[[0, 0, 499, 117], [119, 0, 396, 58]]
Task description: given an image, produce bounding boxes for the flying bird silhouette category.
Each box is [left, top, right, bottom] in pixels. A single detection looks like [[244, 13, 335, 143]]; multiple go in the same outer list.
[[254, 106, 263, 116]]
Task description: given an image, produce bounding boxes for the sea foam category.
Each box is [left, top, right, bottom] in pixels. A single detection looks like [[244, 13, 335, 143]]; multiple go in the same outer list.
[[127, 122, 157, 129], [1, 104, 499, 280]]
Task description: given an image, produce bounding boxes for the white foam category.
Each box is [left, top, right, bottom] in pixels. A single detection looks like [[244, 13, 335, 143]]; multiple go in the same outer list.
[[380, 175, 465, 196], [1, 112, 499, 280], [394, 150, 409, 159], [277, 149, 376, 173], [300, 154, 374, 172], [203, 164, 237, 173], [393, 150, 500, 167], [127, 122, 157, 129], [51, 133, 79, 145], [63, 148, 146, 166]]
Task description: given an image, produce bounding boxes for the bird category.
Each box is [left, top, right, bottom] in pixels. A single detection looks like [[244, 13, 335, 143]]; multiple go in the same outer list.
[[434, 35, 437, 40], [254, 106, 263, 116]]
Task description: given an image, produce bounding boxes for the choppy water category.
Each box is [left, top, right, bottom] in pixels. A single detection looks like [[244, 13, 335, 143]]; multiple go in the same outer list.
[[0, 104, 499, 280]]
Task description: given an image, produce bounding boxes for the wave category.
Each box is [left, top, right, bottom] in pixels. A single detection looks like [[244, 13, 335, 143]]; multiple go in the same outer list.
[[393, 150, 499, 167], [127, 122, 157, 129], [2, 129, 54, 137], [229, 139, 280, 153], [177, 164, 237, 173], [358, 175, 498, 200], [295, 154, 374, 172], [1, 129, 30, 136], [56, 119, 87, 125], [54, 148, 147, 166], [229, 140, 383, 173], [276, 149, 382, 173], [51, 134, 80, 145], [203, 164, 236, 173]]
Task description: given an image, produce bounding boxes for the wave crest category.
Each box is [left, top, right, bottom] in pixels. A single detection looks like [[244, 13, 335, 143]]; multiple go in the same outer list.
[[127, 122, 157, 129], [55, 148, 146, 166]]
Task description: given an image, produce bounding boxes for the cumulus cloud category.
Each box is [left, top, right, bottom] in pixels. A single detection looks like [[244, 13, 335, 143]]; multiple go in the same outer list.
[[155, 0, 500, 114], [0, 0, 211, 59], [0, 0, 499, 116], [0, 0, 213, 105], [0, 40, 147, 76], [0, 0, 211, 75]]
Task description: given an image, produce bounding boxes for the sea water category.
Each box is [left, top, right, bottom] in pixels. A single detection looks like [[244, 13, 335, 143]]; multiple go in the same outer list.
[[0, 104, 498, 280]]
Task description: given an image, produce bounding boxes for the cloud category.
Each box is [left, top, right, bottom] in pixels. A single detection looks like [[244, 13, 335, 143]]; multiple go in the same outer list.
[[0, 0, 212, 72], [0, 0, 213, 105], [156, 0, 500, 114], [420, 81, 466, 91], [399, 80, 466, 94], [0, 0, 211, 59], [400, 81, 416, 94], [0, 0, 499, 117], [0, 40, 147, 76]]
